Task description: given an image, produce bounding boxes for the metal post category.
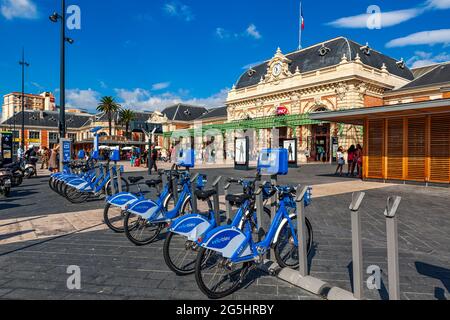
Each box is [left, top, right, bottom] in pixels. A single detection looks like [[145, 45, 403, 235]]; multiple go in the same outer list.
[[59, 0, 66, 140], [190, 173, 200, 213], [109, 165, 116, 195], [117, 164, 123, 193], [296, 185, 309, 277], [255, 181, 266, 241], [172, 175, 179, 203], [19, 48, 29, 151], [269, 175, 278, 259], [385, 196, 402, 300], [212, 176, 222, 226], [224, 182, 232, 224], [349, 192, 366, 300]]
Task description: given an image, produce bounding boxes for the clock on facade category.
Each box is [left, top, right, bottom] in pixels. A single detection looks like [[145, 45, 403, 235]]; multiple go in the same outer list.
[[272, 63, 282, 77]]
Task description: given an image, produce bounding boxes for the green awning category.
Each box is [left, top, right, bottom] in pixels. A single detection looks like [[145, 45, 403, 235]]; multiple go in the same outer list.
[[162, 114, 324, 138]]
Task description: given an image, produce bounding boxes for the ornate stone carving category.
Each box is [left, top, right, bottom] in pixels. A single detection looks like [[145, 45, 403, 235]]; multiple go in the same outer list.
[[264, 47, 292, 84], [335, 82, 348, 101], [356, 82, 368, 99]]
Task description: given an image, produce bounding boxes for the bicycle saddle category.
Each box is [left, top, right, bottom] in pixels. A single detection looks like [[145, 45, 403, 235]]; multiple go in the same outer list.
[[145, 178, 162, 188], [225, 193, 251, 206], [195, 189, 216, 201], [128, 176, 144, 184]]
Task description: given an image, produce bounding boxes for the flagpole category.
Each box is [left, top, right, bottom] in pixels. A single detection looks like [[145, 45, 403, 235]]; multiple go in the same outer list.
[[298, 1, 303, 50]]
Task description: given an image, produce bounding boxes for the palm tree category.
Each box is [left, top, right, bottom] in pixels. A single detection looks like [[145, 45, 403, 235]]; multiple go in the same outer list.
[[97, 96, 121, 136], [119, 108, 136, 139]]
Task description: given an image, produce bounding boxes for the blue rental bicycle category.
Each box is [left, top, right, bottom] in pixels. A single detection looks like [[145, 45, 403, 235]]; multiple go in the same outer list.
[[103, 169, 167, 233], [194, 182, 313, 299], [63, 162, 129, 203], [123, 170, 198, 246], [163, 177, 272, 276]]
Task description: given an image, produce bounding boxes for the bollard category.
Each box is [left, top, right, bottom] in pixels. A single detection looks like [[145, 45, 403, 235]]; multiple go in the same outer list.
[[349, 192, 366, 300], [269, 175, 278, 259], [172, 174, 179, 203], [190, 173, 200, 213], [255, 181, 266, 240], [212, 176, 222, 226], [296, 185, 310, 278], [109, 165, 116, 195], [117, 165, 123, 193], [384, 196, 402, 300], [224, 183, 233, 224]]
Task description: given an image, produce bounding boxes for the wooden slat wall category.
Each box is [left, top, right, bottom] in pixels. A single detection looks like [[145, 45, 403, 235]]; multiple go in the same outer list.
[[368, 119, 384, 178], [407, 117, 426, 181], [430, 114, 450, 183], [387, 118, 404, 180]]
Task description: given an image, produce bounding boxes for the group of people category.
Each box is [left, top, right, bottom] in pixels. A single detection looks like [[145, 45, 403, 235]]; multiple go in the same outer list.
[[16, 144, 61, 175], [335, 144, 363, 178]]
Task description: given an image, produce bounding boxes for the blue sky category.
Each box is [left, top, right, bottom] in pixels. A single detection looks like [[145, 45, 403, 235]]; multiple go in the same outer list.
[[0, 0, 449, 112]]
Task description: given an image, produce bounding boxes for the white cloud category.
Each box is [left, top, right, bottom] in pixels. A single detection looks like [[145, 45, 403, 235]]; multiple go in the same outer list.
[[407, 51, 450, 68], [246, 24, 262, 39], [426, 0, 450, 9], [215, 24, 262, 41], [386, 29, 450, 47], [163, 1, 194, 22], [327, 8, 422, 29], [114, 87, 229, 111], [99, 81, 108, 89], [1, 0, 38, 20], [152, 82, 171, 91], [66, 89, 101, 111]]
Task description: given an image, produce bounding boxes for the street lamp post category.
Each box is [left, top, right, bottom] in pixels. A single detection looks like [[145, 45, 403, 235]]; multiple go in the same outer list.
[[19, 48, 29, 152], [49, 0, 74, 141]]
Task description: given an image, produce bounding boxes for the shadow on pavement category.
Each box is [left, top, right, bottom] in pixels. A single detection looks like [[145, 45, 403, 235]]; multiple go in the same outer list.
[[0, 230, 35, 241], [416, 261, 450, 300]]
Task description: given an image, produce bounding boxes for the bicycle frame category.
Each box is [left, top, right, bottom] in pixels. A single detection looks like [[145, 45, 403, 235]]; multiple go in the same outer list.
[[199, 193, 298, 264], [126, 176, 192, 224]]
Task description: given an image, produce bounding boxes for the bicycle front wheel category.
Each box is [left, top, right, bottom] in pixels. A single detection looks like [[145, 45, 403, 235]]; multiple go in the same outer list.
[[163, 232, 199, 276], [124, 211, 163, 246], [274, 216, 313, 269], [104, 203, 127, 233], [194, 247, 249, 299]]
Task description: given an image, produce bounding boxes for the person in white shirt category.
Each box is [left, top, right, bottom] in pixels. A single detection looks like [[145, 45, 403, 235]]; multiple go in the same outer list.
[[335, 146, 345, 176]]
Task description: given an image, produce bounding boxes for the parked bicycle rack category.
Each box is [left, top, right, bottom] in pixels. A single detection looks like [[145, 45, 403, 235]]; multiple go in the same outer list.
[[211, 176, 222, 226], [224, 182, 233, 224]]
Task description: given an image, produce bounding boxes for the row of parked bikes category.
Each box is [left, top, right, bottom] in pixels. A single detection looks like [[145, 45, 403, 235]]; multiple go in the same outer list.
[[49, 151, 314, 299]]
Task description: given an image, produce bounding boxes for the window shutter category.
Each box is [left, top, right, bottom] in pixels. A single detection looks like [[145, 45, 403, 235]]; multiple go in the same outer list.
[[368, 119, 384, 178], [407, 117, 426, 181], [387, 118, 403, 180], [430, 114, 450, 183]]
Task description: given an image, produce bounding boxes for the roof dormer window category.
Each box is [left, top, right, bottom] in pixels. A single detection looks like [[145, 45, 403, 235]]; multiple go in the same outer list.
[[396, 58, 405, 69], [318, 44, 331, 56], [247, 68, 256, 77], [360, 42, 371, 55]]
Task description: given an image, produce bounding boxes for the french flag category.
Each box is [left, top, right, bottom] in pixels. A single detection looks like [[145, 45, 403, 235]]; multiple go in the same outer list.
[[300, 2, 305, 30]]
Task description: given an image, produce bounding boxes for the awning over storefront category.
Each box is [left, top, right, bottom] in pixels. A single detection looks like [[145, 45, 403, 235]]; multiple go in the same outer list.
[[310, 99, 450, 125]]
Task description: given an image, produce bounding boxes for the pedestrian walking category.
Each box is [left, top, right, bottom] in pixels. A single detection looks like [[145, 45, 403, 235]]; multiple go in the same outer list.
[[347, 145, 356, 176], [49, 144, 60, 173], [40, 147, 50, 169], [149, 145, 158, 174], [335, 146, 345, 176], [356, 144, 364, 179]]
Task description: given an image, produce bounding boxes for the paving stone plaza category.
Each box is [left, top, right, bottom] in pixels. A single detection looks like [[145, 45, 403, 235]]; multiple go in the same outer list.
[[1, 163, 448, 300]]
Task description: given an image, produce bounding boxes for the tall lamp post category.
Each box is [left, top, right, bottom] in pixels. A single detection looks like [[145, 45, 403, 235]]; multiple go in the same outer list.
[[49, 0, 74, 141], [19, 48, 30, 153]]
